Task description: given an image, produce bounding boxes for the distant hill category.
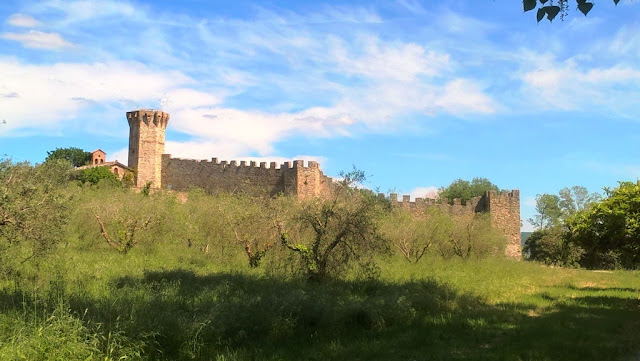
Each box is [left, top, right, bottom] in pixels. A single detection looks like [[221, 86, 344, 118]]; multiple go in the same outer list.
[[521, 232, 533, 247]]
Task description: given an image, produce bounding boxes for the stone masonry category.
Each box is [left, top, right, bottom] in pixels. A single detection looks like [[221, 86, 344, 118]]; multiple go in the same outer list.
[[126, 109, 521, 259], [127, 109, 169, 188]]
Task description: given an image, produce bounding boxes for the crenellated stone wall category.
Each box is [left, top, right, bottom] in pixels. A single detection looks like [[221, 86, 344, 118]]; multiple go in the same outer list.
[[161, 156, 332, 198], [386, 190, 522, 259]]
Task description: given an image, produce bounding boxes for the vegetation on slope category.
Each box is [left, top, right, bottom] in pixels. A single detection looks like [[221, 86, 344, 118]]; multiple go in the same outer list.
[[0, 159, 638, 360]]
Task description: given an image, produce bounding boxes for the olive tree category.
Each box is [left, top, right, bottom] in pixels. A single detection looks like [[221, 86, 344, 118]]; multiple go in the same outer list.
[[0, 159, 73, 275], [380, 207, 452, 263], [277, 169, 388, 281]]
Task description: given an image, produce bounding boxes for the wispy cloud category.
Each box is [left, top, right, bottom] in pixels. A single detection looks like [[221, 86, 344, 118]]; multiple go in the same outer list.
[[1, 30, 73, 49], [6, 13, 42, 27], [0, 60, 213, 135], [519, 51, 640, 117]]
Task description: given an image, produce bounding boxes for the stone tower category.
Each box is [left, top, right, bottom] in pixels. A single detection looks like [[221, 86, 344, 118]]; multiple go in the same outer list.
[[485, 190, 521, 260], [127, 109, 170, 188]]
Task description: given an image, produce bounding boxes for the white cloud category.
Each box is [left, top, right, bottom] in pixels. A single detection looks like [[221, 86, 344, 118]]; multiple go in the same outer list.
[[6, 13, 42, 27], [331, 37, 450, 81], [434, 79, 495, 116], [407, 186, 439, 201], [520, 53, 640, 115], [1, 30, 73, 50], [166, 106, 354, 156], [0, 60, 216, 135]]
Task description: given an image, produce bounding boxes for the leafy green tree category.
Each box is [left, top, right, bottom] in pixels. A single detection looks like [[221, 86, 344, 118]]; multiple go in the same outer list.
[[567, 181, 640, 269], [438, 177, 500, 205], [523, 228, 584, 267], [46, 147, 91, 167], [76, 166, 119, 185], [523, 0, 620, 22], [525, 186, 600, 265], [0, 159, 73, 274], [558, 186, 601, 218], [277, 169, 388, 281], [528, 194, 562, 230]]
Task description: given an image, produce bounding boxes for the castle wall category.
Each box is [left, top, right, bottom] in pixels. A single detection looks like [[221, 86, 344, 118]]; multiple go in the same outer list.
[[388, 190, 522, 259], [161, 156, 332, 197]]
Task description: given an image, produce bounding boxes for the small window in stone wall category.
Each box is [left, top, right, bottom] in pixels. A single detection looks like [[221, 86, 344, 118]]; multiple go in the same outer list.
[[101, 159, 104, 164], [114, 168, 119, 175], [94, 159, 98, 164]]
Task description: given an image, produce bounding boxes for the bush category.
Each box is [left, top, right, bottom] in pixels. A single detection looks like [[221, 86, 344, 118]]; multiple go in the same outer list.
[[76, 166, 120, 186], [435, 213, 505, 259], [277, 170, 388, 281], [380, 207, 452, 263], [567, 180, 640, 269], [0, 159, 73, 277], [523, 228, 584, 267]]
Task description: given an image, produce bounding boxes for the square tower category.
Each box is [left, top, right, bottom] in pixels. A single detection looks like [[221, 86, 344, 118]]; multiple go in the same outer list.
[[126, 109, 170, 188]]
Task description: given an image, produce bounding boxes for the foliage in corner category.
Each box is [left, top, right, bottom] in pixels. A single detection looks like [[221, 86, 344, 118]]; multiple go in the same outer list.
[[523, 0, 620, 22], [566, 181, 640, 269]]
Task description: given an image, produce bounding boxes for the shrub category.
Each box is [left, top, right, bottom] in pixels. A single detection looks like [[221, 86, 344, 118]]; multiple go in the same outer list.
[[0, 159, 73, 277], [277, 170, 388, 281], [76, 166, 119, 186]]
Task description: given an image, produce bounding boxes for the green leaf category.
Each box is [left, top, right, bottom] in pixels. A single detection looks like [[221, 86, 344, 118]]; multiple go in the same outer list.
[[545, 6, 561, 21], [523, 0, 537, 12], [537, 7, 546, 22], [613, 0, 620, 5], [539, 0, 548, 3], [578, 2, 594, 16], [576, 0, 587, 4]]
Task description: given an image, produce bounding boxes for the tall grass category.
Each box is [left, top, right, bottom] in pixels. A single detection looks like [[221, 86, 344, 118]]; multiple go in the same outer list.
[[0, 185, 639, 360]]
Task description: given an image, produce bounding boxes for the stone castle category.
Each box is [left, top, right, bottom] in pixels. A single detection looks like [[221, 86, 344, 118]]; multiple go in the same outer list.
[[125, 109, 521, 259]]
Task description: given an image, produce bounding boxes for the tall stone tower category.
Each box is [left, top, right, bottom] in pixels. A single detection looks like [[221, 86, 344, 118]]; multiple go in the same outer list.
[[485, 190, 521, 260], [127, 109, 170, 188]]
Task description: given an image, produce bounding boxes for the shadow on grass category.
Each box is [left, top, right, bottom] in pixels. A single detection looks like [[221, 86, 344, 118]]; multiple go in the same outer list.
[[2, 269, 639, 361]]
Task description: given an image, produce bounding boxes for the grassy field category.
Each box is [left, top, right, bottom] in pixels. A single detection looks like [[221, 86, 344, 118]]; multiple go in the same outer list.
[[0, 241, 638, 361]]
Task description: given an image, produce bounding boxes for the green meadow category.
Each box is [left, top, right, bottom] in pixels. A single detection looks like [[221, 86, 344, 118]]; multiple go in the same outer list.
[[1, 243, 638, 361]]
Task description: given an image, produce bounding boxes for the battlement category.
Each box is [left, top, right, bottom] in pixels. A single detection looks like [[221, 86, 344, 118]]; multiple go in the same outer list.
[[126, 109, 170, 129], [162, 155, 320, 171], [386, 193, 484, 216], [161, 154, 331, 198]]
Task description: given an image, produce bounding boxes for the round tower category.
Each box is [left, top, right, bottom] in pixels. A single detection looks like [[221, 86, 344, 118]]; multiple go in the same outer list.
[[126, 109, 170, 188]]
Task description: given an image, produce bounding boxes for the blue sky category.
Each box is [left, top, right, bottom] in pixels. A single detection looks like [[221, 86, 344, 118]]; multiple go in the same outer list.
[[1, 0, 639, 231]]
